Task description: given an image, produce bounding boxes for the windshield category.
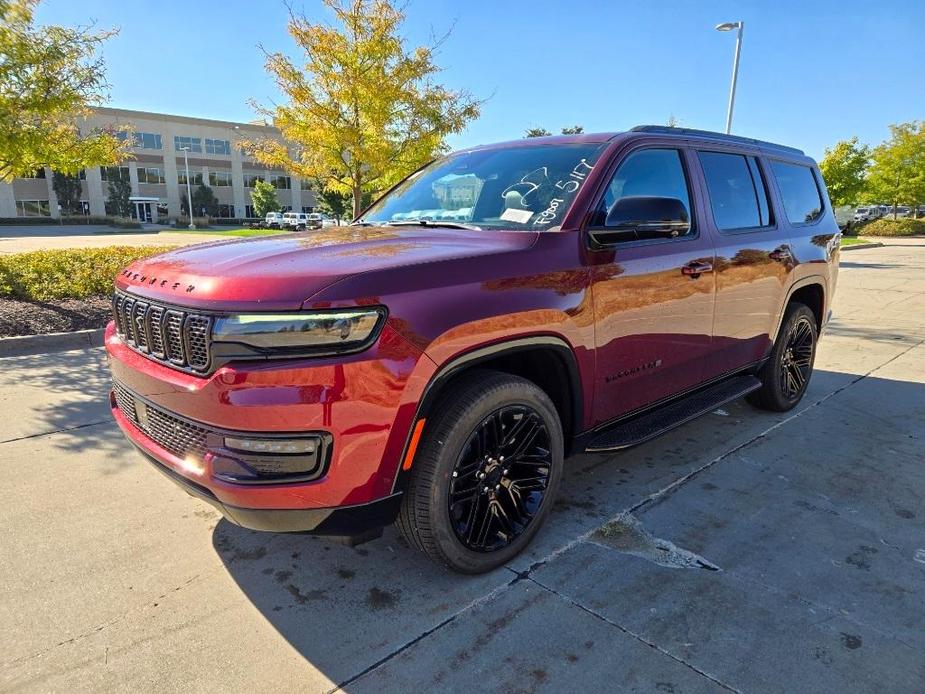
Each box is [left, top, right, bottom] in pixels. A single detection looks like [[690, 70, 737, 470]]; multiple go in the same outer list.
[[359, 143, 609, 230]]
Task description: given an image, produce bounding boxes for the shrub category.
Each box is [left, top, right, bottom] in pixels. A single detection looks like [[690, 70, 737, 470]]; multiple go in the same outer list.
[[110, 218, 142, 230], [861, 218, 925, 237], [0, 246, 176, 301]]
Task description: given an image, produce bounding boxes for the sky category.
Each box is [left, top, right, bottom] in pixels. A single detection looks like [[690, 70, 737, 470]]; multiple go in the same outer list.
[[36, 0, 925, 160]]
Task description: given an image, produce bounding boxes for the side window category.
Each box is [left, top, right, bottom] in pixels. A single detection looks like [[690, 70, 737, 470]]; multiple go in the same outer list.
[[771, 161, 824, 224], [698, 151, 772, 230], [591, 148, 693, 239]]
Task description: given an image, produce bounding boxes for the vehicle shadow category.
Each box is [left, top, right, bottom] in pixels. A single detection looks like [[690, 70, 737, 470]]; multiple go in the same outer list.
[[210, 365, 923, 689]]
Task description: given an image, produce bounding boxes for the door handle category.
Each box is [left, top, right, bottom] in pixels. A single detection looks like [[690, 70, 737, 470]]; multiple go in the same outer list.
[[769, 246, 793, 262], [681, 261, 714, 278]]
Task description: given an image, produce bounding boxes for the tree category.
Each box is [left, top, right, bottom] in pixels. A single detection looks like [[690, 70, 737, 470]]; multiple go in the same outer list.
[[250, 179, 279, 218], [52, 170, 83, 215], [866, 121, 925, 218], [666, 115, 680, 128], [0, 0, 130, 181], [191, 183, 219, 217], [560, 125, 584, 135], [244, 0, 480, 218], [524, 128, 552, 138], [818, 137, 870, 207], [107, 176, 131, 218], [311, 181, 349, 221]]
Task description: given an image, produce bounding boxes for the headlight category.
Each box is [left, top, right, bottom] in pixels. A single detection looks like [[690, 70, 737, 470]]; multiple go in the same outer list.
[[212, 308, 386, 354]]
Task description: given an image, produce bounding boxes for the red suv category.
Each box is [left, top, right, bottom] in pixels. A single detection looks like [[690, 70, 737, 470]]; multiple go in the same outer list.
[[108, 126, 839, 573]]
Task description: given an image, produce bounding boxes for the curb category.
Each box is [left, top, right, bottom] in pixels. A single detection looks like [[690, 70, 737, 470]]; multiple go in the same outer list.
[[841, 242, 884, 251], [0, 328, 105, 358]]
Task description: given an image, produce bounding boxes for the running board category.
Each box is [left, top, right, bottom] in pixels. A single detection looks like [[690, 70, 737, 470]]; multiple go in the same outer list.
[[585, 375, 762, 452]]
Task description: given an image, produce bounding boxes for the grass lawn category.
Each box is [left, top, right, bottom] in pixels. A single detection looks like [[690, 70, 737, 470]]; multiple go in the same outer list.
[[840, 236, 874, 246], [174, 227, 291, 237]]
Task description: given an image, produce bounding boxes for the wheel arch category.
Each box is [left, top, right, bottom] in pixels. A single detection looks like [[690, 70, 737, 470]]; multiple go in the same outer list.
[[773, 276, 827, 343], [391, 336, 584, 493]]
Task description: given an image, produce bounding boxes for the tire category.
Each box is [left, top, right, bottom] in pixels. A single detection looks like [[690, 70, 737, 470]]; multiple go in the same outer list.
[[396, 370, 564, 573], [748, 302, 818, 412]]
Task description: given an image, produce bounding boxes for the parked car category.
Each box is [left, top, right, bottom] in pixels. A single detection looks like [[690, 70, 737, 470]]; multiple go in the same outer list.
[[280, 211, 307, 230], [107, 126, 839, 573], [305, 213, 324, 229], [264, 212, 285, 229], [321, 215, 344, 227], [853, 206, 879, 222]]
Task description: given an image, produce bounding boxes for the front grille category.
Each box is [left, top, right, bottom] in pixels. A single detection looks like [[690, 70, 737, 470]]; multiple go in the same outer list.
[[113, 382, 209, 460], [113, 290, 212, 373]]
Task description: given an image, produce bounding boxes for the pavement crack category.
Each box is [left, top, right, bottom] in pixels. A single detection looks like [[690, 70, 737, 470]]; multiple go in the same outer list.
[[0, 419, 112, 446], [627, 336, 925, 516], [527, 575, 742, 694]]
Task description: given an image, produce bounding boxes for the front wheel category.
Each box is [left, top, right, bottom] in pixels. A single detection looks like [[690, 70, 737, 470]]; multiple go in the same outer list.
[[397, 370, 564, 573], [748, 302, 818, 412]]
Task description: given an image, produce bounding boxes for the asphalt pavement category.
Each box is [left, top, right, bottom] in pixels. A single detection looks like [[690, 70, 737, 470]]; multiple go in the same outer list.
[[1, 240, 923, 693]]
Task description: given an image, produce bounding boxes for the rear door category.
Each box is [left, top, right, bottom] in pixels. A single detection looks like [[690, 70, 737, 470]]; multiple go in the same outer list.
[[691, 149, 793, 379], [587, 146, 717, 423]]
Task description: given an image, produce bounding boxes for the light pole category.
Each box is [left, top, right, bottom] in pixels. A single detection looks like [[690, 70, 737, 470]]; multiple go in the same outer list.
[[180, 146, 196, 229], [715, 21, 744, 134]]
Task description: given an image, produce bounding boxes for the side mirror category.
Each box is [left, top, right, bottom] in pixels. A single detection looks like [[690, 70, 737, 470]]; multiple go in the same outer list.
[[590, 196, 691, 246]]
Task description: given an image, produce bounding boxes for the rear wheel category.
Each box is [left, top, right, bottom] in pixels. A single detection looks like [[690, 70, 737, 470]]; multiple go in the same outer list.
[[748, 302, 817, 412], [396, 370, 563, 573]]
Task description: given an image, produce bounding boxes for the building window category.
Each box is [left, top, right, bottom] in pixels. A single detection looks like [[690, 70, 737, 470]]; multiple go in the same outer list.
[[174, 135, 202, 153], [300, 178, 314, 191], [100, 166, 130, 182], [243, 174, 265, 188], [209, 171, 233, 187], [80, 201, 90, 215], [137, 167, 166, 184], [269, 174, 291, 190], [16, 200, 51, 217], [133, 132, 162, 150], [178, 171, 204, 186], [205, 138, 231, 155], [301, 206, 315, 213], [245, 204, 255, 218], [215, 204, 235, 218], [20, 168, 46, 179]]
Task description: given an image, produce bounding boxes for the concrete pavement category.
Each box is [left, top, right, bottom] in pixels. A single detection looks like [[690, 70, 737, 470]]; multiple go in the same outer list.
[[0, 224, 230, 253], [1, 240, 924, 692]]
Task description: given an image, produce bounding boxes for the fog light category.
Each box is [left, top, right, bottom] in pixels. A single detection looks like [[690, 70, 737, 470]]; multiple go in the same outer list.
[[223, 436, 317, 455]]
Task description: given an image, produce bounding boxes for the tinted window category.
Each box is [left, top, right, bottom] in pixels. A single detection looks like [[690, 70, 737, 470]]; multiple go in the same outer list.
[[771, 161, 823, 224], [592, 149, 692, 237], [698, 152, 771, 230]]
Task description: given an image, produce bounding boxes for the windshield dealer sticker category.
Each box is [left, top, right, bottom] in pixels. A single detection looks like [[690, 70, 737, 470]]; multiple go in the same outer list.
[[500, 207, 535, 224]]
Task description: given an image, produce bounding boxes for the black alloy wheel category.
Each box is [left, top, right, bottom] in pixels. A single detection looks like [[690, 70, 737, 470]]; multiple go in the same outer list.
[[447, 405, 552, 553], [778, 315, 815, 400], [748, 302, 818, 412]]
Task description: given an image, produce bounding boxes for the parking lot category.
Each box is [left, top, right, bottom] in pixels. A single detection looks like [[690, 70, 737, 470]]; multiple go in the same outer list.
[[1, 239, 923, 693]]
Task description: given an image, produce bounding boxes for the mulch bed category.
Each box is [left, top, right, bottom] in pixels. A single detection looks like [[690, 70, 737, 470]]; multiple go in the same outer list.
[[0, 296, 112, 338]]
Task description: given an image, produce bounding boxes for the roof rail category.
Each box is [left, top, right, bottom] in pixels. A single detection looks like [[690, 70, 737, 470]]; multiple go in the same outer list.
[[630, 125, 805, 156]]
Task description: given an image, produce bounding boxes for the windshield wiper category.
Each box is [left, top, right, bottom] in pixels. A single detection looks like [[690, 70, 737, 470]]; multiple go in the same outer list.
[[385, 219, 482, 230]]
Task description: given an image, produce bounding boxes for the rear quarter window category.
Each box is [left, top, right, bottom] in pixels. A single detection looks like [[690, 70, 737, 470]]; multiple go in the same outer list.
[[771, 161, 824, 225]]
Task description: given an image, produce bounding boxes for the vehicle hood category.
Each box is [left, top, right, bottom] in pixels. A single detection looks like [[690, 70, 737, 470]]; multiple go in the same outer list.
[[115, 226, 538, 310]]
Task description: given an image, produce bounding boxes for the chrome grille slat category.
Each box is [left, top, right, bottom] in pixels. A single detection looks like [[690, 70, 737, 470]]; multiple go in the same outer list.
[[111, 290, 211, 373], [113, 382, 208, 459]]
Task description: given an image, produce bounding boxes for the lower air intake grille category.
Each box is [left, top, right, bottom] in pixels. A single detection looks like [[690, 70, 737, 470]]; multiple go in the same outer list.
[[113, 382, 209, 460]]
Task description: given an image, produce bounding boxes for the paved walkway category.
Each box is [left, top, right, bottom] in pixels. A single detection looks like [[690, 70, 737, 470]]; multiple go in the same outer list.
[[1, 241, 924, 692], [0, 224, 229, 253]]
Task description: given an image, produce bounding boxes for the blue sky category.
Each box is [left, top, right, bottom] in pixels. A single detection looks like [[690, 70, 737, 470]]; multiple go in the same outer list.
[[37, 0, 925, 159]]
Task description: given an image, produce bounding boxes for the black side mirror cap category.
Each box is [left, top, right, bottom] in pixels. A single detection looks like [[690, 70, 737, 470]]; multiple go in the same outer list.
[[590, 195, 691, 246]]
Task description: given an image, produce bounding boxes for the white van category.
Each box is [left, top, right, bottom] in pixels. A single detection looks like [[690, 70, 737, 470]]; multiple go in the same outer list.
[[264, 212, 285, 228], [282, 212, 311, 230]]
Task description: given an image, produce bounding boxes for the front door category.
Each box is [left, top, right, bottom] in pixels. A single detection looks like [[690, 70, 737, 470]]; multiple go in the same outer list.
[[588, 147, 716, 425], [690, 150, 792, 380], [134, 202, 152, 222]]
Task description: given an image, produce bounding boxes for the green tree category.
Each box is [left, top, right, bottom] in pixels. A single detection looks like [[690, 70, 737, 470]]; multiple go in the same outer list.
[[106, 176, 131, 218], [0, 0, 129, 181], [243, 0, 480, 218], [312, 181, 349, 221], [818, 137, 870, 207], [191, 184, 219, 217], [52, 170, 83, 215], [560, 125, 584, 135], [524, 128, 552, 138], [250, 179, 279, 218], [866, 121, 925, 218]]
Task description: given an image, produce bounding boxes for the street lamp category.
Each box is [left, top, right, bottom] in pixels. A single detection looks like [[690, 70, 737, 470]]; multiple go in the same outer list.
[[180, 146, 196, 230], [715, 21, 744, 135]]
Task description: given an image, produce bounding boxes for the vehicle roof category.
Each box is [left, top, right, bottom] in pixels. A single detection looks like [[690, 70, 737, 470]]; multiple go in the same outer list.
[[464, 125, 806, 159]]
